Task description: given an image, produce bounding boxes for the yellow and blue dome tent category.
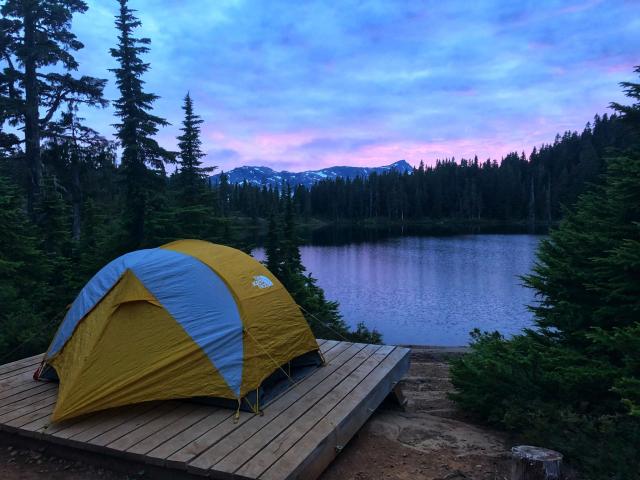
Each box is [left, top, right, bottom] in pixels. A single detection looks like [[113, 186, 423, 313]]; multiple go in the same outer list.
[[36, 239, 321, 422]]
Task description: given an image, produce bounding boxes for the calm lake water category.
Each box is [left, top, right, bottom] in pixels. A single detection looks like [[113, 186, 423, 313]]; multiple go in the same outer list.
[[254, 233, 543, 346]]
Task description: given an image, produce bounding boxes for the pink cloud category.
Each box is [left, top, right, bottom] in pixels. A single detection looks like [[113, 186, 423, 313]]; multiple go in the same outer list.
[[199, 106, 604, 172], [605, 62, 636, 74], [200, 126, 541, 172]]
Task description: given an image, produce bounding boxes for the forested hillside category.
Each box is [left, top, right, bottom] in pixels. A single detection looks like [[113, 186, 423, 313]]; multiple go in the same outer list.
[[227, 114, 634, 222]]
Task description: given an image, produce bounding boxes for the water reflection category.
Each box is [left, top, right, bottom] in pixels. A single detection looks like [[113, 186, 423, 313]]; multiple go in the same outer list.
[[253, 234, 543, 346]]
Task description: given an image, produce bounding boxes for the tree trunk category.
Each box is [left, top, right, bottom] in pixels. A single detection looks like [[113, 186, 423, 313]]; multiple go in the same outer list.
[[511, 445, 562, 480], [23, 4, 42, 217]]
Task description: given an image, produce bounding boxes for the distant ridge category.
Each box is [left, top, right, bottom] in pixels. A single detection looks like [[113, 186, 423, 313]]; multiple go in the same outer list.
[[210, 160, 413, 188]]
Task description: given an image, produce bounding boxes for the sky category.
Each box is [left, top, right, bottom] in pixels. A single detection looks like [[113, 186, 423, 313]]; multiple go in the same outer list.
[[72, 0, 640, 172]]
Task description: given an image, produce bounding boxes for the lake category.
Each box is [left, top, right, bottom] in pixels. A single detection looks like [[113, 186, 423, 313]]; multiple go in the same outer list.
[[253, 233, 543, 346]]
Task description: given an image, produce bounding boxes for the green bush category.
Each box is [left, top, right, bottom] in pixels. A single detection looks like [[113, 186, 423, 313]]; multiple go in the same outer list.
[[451, 330, 640, 479], [451, 68, 640, 479], [450, 150, 640, 478]]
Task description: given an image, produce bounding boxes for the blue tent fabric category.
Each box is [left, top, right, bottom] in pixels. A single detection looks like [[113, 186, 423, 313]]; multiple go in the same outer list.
[[47, 248, 244, 396]]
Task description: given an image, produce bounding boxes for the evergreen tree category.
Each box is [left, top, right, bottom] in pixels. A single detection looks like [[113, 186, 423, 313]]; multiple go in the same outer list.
[[264, 196, 381, 344], [0, 174, 51, 362], [449, 66, 640, 479], [44, 104, 111, 241], [0, 0, 107, 216], [611, 65, 640, 132], [218, 171, 230, 216], [265, 212, 282, 278], [169, 92, 218, 239], [280, 185, 304, 285], [110, 0, 172, 248], [176, 92, 214, 203]]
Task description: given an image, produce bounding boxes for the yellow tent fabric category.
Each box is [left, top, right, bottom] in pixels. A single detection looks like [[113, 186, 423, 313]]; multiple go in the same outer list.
[[40, 240, 319, 422]]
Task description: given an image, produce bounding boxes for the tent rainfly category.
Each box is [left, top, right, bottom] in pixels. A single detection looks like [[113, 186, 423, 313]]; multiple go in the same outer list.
[[35, 239, 322, 422]]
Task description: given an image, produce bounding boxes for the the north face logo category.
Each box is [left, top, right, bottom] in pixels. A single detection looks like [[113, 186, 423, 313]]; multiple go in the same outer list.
[[252, 275, 273, 289]]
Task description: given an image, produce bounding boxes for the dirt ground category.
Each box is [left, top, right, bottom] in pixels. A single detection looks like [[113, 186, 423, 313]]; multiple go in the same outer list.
[[0, 347, 513, 480], [321, 347, 512, 480]]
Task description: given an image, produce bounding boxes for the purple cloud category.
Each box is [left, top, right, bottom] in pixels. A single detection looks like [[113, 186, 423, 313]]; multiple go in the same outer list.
[[71, 0, 639, 171]]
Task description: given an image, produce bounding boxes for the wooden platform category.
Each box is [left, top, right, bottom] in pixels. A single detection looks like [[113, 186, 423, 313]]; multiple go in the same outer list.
[[0, 340, 410, 479]]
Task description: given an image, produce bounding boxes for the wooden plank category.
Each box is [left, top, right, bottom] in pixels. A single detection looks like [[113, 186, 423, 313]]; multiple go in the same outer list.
[[0, 382, 54, 407], [0, 354, 43, 376], [186, 343, 377, 474], [0, 370, 41, 390], [316, 340, 352, 363], [88, 401, 180, 448], [68, 403, 158, 443], [16, 409, 64, 436], [0, 390, 56, 424], [0, 387, 58, 416], [4, 400, 54, 429], [154, 341, 354, 468], [0, 354, 41, 371], [0, 341, 405, 480], [166, 342, 363, 469], [0, 362, 40, 381], [234, 345, 394, 478], [319, 340, 339, 355], [106, 403, 198, 453], [145, 407, 233, 465], [7, 399, 89, 439], [38, 411, 100, 437], [50, 403, 157, 442], [259, 347, 411, 480], [212, 345, 384, 475], [0, 370, 52, 388], [126, 404, 214, 457], [0, 378, 49, 401], [34, 413, 106, 443], [0, 391, 56, 437]]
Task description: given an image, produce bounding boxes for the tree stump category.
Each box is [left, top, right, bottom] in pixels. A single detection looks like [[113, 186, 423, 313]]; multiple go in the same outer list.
[[511, 445, 563, 480]]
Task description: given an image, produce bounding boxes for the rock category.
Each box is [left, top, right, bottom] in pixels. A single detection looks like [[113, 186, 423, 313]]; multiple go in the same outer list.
[[511, 445, 562, 480], [443, 471, 468, 480]]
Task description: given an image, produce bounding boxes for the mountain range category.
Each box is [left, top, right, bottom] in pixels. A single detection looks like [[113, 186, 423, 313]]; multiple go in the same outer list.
[[209, 160, 413, 188]]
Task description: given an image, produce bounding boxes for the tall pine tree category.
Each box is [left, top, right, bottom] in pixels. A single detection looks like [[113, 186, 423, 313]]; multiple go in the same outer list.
[[176, 92, 214, 203], [110, 0, 172, 248], [166, 92, 218, 239], [0, 0, 107, 216]]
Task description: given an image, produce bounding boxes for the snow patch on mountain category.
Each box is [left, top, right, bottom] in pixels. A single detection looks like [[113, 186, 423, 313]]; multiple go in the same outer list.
[[210, 160, 412, 188]]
